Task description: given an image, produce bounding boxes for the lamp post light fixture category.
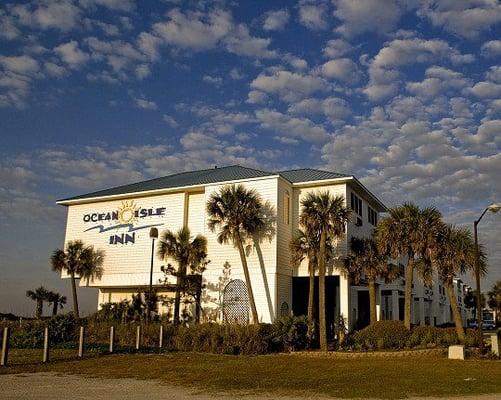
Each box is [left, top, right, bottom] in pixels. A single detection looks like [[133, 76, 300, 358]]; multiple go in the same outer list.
[[147, 227, 159, 321], [473, 203, 500, 352]]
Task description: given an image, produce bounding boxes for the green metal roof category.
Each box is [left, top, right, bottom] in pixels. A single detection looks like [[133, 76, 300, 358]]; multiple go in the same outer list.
[[57, 165, 354, 203]]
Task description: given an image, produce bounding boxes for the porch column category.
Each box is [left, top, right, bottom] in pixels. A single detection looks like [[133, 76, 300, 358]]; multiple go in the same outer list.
[[391, 290, 399, 321], [340, 274, 351, 330], [419, 298, 425, 326]]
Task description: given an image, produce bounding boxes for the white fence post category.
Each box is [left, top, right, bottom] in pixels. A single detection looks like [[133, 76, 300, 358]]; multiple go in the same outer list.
[[159, 325, 163, 349], [43, 327, 50, 363], [135, 326, 141, 350], [109, 326, 115, 353], [78, 326, 85, 358], [1, 327, 9, 367]]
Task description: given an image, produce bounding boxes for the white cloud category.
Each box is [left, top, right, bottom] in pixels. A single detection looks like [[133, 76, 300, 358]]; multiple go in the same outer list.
[[288, 97, 351, 123], [80, 0, 135, 12], [255, 108, 329, 142], [250, 70, 327, 102], [0, 55, 40, 75], [333, 0, 411, 37], [162, 114, 179, 128], [481, 40, 501, 58], [54, 40, 90, 67], [417, 0, 501, 39], [486, 66, 501, 84], [297, 2, 329, 31], [246, 90, 268, 104], [133, 96, 158, 110], [152, 8, 233, 51], [11, 0, 82, 32], [321, 58, 361, 83], [229, 68, 244, 80], [135, 64, 150, 80], [262, 9, 289, 31], [469, 81, 501, 99], [203, 75, 223, 86], [322, 39, 353, 58], [224, 24, 277, 59], [406, 67, 469, 99]]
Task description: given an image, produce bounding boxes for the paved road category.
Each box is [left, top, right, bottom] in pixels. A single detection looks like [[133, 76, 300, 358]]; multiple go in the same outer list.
[[1, 373, 500, 400]]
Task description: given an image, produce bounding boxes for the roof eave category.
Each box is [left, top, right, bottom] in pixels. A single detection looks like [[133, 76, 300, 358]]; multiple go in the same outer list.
[[56, 174, 281, 206]]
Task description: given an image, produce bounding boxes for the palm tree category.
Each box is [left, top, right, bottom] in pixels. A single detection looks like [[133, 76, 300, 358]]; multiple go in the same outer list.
[[207, 184, 270, 324], [376, 203, 442, 329], [342, 236, 400, 325], [50, 240, 105, 318], [299, 191, 350, 351], [157, 226, 208, 325], [26, 286, 50, 319], [487, 281, 501, 322], [432, 225, 479, 341], [290, 229, 334, 325], [47, 292, 67, 316]]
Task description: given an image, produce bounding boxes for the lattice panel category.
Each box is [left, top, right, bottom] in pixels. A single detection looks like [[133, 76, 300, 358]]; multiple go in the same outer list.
[[222, 279, 250, 324]]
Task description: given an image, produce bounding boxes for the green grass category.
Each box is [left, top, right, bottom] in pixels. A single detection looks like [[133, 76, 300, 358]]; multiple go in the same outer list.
[[2, 350, 501, 398]]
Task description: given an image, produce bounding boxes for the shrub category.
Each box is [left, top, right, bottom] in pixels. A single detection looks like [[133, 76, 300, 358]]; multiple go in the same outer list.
[[350, 321, 410, 350], [270, 315, 309, 352]]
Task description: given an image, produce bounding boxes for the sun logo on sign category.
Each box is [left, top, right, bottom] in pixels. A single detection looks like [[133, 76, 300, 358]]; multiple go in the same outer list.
[[118, 200, 139, 225]]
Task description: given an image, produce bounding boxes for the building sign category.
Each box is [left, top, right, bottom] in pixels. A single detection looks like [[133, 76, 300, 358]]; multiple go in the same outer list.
[[83, 200, 165, 245]]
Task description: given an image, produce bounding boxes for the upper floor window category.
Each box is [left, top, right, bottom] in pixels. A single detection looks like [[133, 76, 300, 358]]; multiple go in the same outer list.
[[283, 191, 290, 225], [368, 206, 378, 226], [350, 192, 362, 216]]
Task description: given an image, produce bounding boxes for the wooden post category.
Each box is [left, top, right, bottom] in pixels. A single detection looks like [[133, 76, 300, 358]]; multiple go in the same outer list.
[[78, 326, 85, 358], [135, 325, 141, 350], [109, 326, 115, 353], [43, 327, 49, 363], [159, 325, 163, 349], [1, 327, 10, 367]]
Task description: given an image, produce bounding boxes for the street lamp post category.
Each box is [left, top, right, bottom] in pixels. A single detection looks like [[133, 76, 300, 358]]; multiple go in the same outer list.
[[473, 203, 500, 352], [147, 227, 159, 321]]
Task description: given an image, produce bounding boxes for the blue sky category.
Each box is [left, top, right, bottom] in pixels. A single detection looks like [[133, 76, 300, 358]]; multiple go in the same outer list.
[[1, 0, 500, 316]]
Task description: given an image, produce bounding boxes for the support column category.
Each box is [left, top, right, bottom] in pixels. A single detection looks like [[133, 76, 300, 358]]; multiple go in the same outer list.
[[392, 290, 399, 321], [340, 274, 350, 330], [419, 298, 425, 326]]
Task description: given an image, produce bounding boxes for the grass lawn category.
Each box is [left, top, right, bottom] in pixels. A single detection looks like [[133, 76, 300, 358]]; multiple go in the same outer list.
[[1, 350, 501, 398]]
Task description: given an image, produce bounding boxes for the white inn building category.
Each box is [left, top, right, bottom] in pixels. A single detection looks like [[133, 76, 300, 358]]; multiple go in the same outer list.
[[57, 165, 467, 331]]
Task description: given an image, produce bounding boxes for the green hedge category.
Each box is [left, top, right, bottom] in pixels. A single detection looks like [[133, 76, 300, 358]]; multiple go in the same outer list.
[[348, 321, 482, 351]]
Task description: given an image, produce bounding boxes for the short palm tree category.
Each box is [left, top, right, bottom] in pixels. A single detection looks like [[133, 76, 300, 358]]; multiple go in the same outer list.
[[50, 240, 105, 318], [376, 203, 442, 329], [157, 226, 208, 325], [26, 286, 50, 319], [290, 228, 334, 325], [47, 291, 67, 316], [207, 184, 270, 324], [432, 225, 479, 341], [342, 236, 400, 325], [487, 281, 501, 322], [299, 191, 350, 351]]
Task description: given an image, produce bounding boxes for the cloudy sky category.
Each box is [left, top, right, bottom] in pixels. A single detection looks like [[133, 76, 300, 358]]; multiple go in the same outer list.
[[1, 0, 500, 316]]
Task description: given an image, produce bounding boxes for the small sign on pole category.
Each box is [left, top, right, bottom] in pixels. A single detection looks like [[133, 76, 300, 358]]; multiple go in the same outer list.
[[109, 326, 115, 353], [78, 326, 85, 358], [159, 325, 163, 349], [1, 327, 10, 367], [43, 327, 50, 363], [135, 326, 141, 350]]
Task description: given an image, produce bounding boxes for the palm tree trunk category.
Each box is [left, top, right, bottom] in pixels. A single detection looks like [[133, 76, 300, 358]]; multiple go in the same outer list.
[[446, 282, 466, 342], [307, 258, 315, 323], [36, 300, 43, 319], [318, 230, 327, 351], [236, 233, 259, 324], [404, 255, 414, 329], [173, 275, 182, 325], [52, 302, 58, 316], [368, 278, 377, 325], [70, 271, 79, 318]]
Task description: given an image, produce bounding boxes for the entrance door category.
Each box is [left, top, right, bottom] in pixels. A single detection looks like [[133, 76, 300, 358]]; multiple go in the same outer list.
[[356, 290, 370, 329]]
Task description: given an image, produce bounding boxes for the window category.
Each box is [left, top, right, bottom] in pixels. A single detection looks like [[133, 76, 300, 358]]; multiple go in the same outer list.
[[368, 206, 378, 225], [283, 191, 290, 224], [350, 192, 362, 216]]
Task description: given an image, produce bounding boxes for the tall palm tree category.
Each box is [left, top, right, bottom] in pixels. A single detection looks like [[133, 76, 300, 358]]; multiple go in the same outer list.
[[376, 203, 442, 329], [26, 286, 50, 319], [342, 236, 400, 325], [432, 225, 480, 341], [50, 240, 104, 318], [207, 184, 270, 324], [47, 292, 67, 316], [157, 226, 208, 325], [299, 191, 350, 351]]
